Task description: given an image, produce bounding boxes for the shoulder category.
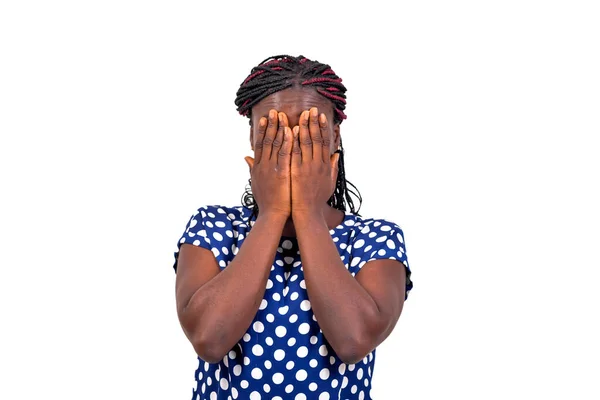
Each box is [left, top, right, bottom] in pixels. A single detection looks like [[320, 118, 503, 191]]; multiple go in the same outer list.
[[181, 204, 253, 244], [350, 213, 406, 242]]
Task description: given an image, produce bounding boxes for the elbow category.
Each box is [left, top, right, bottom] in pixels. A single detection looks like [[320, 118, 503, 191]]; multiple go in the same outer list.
[[191, 332, 228, 364], [335, 336, 373, 365]]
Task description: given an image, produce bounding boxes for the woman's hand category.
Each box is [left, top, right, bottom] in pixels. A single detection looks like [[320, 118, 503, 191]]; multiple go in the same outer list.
[[244, 109, 293, 219], [291, 107, 340, 218]]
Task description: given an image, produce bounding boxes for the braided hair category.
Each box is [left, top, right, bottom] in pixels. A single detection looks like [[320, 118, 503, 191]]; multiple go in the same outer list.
[[235, 54, 362, 220]]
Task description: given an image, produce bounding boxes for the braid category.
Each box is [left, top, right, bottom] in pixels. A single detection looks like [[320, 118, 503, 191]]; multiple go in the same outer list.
[[236, 55, 362, 220]]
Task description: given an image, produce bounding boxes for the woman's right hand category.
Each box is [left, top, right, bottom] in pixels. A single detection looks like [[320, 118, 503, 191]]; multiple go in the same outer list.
[[244, 109, 293, 219]]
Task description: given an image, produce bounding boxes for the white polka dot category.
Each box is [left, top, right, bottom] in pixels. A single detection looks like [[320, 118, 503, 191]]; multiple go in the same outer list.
[[319, 393, 330, 400], [210, 392, 216, 400], [289, 314, 298, 323], [354, 239, 365, 248], [377, 249, 386, 256], [309, 382, 318, 391], [348, 363, 356, 371], [189, 219, 198, 228], [386, 239, 396, 249], [251, 368, 263, 379], [310, 336, 318, 345], [330, 356, 336, 365], [319, 345, 328, 356], [364, 378, 370, 386], [207, 212, 215, 218], [272, 372, 284, 384], [287, 337, 296, 346], [265, 337, 274, 346], [215, 221, 226, 228], [259, 299, 268, 310], [331, 379, 339, 388], [286, 360, 295, 370], [282, 240, 293, 249], [266, 313, 275, 323], [212, 232, 223, 241], [211, 247, 220, 257], [310, 359, 318, 368], [298, 323, 310, 335], [250, 391, 261, 400], [220, 378, 229, 390], [341, 376, 349, 388], [320, 368, 330, 379], [274, 349, 286, 361], [297, 346, 308, 358], [276, 275, 283, 282], [295, 394, 306, 400], [278, 306, 289, 315], [233, 365, 242, 376], [263, 383, 270, 392], [351, 257, 361, 267], [290, 292, 299, 301], [381, 225, 392, 231], [275, 326, 287, 337], [283, 286, 289, 296], [241, 380, 249, 389], [339, 364, 346, 374], [266, 279, 273, 289], [264, 360, 272, 369], [244, 357, 250, 365], [273, 397, 283, 400], [359, 391, 365, 400], [357, 368, 363, 379], [351, 385, 358, 394], [272, 293, 281, 301], [253, 321, 264, 332], [285, 384, 294, 393], [243, 333, 251, 342], [207, 376, 212, 385], [300, 280, 306, 289], [290, 275, 299, 282], [232, 387, 238, 399], [300, 300, 311, 311], [296, 369, 308, 381], [252, 344, 264, 356]]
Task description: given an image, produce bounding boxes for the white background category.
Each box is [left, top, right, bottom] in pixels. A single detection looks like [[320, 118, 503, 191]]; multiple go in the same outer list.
[[1, 1, 599, 399]]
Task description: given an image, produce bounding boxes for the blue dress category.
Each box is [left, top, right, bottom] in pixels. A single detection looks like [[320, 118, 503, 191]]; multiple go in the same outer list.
[[173, 205, 413, 400]]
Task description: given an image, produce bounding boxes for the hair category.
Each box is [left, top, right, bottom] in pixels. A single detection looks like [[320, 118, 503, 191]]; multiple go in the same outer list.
[[235, 54, 362, 220]]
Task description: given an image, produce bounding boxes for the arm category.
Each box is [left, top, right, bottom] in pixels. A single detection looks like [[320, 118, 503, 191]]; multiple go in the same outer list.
[[176, 212, 287, 363], [294, 212, 406, 364], [176, 109, 294, 363]]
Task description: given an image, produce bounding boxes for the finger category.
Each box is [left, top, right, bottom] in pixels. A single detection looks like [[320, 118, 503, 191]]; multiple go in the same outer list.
[[298, 110, 312, 161], [279, 127, 293, 170], [309, 107, 322, 162], [292, 125, 301, 169], [254, 117, 267, 163], [271, 112, 286, 162], [263, 109, 278, 161], [319, 112, 331, 163], [244, 156, 255, 173]]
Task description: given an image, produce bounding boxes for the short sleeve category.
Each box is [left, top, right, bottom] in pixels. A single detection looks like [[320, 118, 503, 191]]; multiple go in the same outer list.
[[349, 220, 413, 300], [172, 205, 238, 273]]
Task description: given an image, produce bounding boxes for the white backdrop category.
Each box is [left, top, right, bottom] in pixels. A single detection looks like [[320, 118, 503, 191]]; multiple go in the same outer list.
[[1, 1, 599, 399]]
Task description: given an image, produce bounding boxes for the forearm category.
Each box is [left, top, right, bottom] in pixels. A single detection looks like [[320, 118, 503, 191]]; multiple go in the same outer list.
[[294, 212, 383, 363], [182, 212, 287, 361]]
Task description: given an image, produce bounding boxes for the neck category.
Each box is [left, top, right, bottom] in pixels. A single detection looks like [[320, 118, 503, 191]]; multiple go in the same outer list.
[[281, 204, 345, 238]]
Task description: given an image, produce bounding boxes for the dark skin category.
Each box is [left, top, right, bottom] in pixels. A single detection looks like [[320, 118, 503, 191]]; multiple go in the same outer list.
[[175, 87, 406, 364]]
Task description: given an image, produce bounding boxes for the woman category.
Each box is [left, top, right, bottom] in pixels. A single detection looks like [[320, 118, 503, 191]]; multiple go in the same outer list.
[[172, 55, 413, 400]]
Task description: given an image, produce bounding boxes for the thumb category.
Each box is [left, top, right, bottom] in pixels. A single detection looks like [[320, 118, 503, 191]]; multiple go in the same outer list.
[[244, 156, 254, 173]]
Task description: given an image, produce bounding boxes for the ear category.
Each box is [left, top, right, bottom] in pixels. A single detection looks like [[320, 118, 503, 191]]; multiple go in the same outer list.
[[333, 124, 341, 151], [249, 124, 254, 151]]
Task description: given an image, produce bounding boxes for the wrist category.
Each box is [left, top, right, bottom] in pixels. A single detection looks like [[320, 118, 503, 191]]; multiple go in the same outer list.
[[292, 208, 326, 227]]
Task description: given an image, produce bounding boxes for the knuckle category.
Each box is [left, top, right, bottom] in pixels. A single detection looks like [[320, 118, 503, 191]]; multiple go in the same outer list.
[[272, 138, 282, 147], [263, 137, 273, 146], [322, 137, 331, 147], [301, 138, 313, 146]]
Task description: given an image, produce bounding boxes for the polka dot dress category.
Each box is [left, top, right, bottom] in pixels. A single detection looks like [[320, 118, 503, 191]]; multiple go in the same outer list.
[[173, 205, 413, 400]]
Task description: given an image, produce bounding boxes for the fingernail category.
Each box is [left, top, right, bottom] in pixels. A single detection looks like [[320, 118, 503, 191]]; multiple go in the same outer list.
[[311, 108, 318, 117], [259, 117, 266, 127], [319, 113, 326, 124], [278, 113, 283, 123], [293, 126, 299, 136], [269, 110, 275, 119]]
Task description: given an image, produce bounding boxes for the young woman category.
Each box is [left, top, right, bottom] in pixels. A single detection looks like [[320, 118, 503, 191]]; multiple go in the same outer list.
[[172, 55, 414, 400]]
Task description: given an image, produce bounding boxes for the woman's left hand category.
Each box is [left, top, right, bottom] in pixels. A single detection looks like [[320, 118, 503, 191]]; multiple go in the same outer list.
[[291, 107, 340, 218]]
